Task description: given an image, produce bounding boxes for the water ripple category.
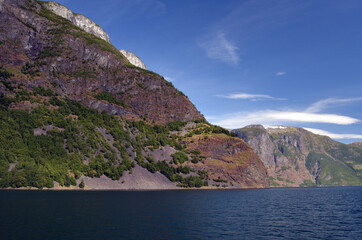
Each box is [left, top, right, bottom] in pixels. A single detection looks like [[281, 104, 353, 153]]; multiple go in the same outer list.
[[0, 187, 361, 239]]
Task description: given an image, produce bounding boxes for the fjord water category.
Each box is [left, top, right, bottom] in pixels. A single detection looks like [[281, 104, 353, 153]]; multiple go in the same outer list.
[[0, 187, 361, 240]]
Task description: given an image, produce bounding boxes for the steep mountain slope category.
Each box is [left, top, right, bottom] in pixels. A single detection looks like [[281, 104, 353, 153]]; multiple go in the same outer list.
[[233, 125, 362, 187], [0, 0, 269, 189], [0, 0, 202, 124]]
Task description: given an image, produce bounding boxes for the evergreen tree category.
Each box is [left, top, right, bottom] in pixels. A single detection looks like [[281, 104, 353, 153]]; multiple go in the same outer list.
[[79, 179, 85, 189]]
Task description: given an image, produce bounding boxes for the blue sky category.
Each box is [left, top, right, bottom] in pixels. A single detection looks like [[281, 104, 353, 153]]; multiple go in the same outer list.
[[55, 0, 362, 143]]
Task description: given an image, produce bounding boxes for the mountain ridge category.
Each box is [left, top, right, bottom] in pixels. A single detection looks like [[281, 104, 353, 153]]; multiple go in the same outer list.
[[41, 1, 111, 43], [233, 125, 362, 187], [0, 0, 269, 190], [1, 0, 203, 124]]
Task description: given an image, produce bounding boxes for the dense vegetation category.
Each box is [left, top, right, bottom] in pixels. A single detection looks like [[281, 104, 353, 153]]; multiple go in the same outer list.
[[0, 81, 234, 188], [0, 92, 135, 188], [186, 124, 237, 138]]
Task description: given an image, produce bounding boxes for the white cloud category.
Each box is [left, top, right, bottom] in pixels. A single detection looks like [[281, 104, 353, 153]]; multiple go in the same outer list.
[[210, 96, 362, 129], [210, 110, 359, 129], [217, 93, 286, 101], [306, 97, 362, 113], [276, 72, 286, 76], [304, 128, 362, 139], [199, 32, 239, 65]]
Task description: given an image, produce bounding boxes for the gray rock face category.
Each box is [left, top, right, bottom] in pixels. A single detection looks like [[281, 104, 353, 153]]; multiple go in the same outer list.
[[42, 1, 111, 43], [76, 166, 178, 190], [42, 2, 148, 71], [247, 130, 275, 167], [233, 125, 362, 187], [120, 49, 147, 69], [0, 0, 4, 12]]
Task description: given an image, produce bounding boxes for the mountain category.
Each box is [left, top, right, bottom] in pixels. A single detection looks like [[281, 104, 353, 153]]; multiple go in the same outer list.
[[233, 125, 362, 187], [0, 0, 269, 189]]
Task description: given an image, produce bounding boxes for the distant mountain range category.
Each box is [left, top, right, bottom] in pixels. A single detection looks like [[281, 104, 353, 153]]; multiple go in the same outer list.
[[233, 125, 362, 187]]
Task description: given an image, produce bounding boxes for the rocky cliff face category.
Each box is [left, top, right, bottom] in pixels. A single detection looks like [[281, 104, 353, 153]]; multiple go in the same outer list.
[[0, 0, 203, 124], [42, 1, 111, 43], [44, 2, 148, 71], [233, 125, 362, 187], [120, 50, 147, 70], [0, 0, 269, 190], [185, 134, 269, 188]]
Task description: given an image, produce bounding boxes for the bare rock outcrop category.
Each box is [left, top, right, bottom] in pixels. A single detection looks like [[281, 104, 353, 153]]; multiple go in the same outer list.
[[186, 134, 270, 189], [42, 1, 111, 43], [120, 49, 147, 69]]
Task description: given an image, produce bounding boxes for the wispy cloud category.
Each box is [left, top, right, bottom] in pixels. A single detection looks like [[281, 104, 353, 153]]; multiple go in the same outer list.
[[306, 97, 362, 113], [304, 128, 362, 139], [209, 97, 362, 129], [211, 111, 359, 129], [217, 93, 286, 101], [276, 72, 286, 76], [199, 32, 239, 65]]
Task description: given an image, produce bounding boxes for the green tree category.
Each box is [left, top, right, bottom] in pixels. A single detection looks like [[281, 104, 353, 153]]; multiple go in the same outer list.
[[79, 179, 85, 188]]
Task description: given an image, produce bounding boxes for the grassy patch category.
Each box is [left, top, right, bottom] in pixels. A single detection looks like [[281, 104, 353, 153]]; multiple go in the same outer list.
[[280, 166, 291, 171], [270, 181, 281, 187], [285, 179, 295, 184], [187, 124, 237, 138], [307, 151, 358, 185], [70, 70, 96, 79], [94, 92, 127, 108], [277, 176, 285, 182], [39, 47, 62, 59], [33, 86, 55, 96], [0, 67, 14, 79], [353, 165, 362, 170], [21, 61, 47, 78]]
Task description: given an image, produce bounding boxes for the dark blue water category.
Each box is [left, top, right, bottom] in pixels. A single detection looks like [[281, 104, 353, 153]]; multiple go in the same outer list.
[[0, 187, 361, 240]]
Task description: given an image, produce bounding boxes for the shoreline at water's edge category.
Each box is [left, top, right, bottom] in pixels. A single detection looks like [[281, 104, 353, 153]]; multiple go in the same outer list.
[[1, 185, 362, 191], [0, 186, 269, 191]]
